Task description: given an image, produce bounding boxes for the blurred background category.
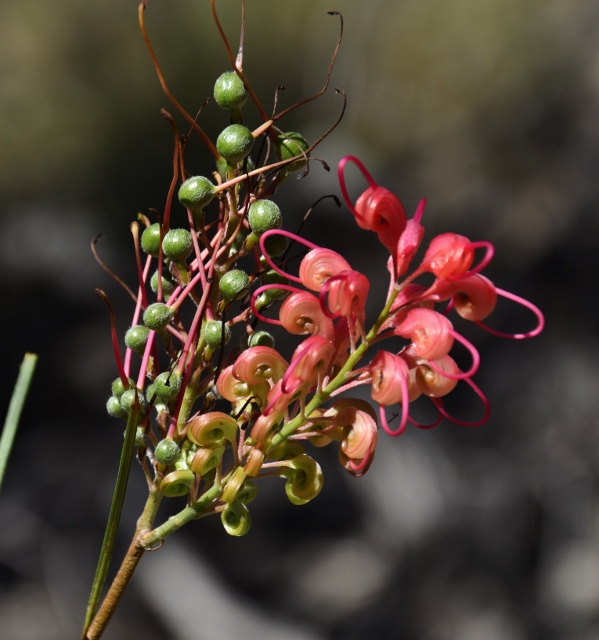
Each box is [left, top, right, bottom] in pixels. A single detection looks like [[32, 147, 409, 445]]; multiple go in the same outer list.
[[0, 0, 598, 638]]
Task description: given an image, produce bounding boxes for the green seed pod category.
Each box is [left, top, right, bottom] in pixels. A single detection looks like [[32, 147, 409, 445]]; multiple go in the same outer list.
[[153, 371, 182, 403], [262, 233, 288, 258], [162, 229, 193, 261], [204, 320, 231, 348], [248, 199, 282, 235], [216, 124, 254, 165], [111, 376, 135, 398], [160, 469, 195, 497], [214, 71, 248, 112], [120, 388, 147, 414], [141, 223, 162, 258], [150, 270, 176, 297], [276, 132, 309, 174], [124, 325, 150, 354], [247, 330, 275, 349], [143, 303, 174, 331], [106, 395, 127, 419], [178, 176, 217, 214], [219, 269, 250, 301], [221, 500, 251, 536], [155, 438, 180, 465]]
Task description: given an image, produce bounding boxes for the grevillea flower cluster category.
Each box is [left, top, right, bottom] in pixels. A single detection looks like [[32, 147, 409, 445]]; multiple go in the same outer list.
[[84, 2, 543, 638]]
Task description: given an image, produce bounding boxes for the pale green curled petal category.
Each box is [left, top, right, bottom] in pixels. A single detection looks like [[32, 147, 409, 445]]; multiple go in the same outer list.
[[187, 411, 238, 446], [160, 469, 195, 497], [236, 479, 258, 505], [189, 445, 225, 476], [282, 454, 323, 505], [221, 500, 251, 536]]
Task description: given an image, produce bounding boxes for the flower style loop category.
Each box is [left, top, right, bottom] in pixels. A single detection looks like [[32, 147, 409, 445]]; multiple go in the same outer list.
[[279, 292, 335, 339], [299, 248, 353, 291]]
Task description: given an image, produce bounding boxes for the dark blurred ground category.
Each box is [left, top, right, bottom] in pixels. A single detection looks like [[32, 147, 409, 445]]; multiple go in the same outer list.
[[0, 1, 598, 639]]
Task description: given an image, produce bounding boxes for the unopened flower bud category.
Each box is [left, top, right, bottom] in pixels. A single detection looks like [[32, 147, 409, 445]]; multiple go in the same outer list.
[[143, 303, 174, 330], [125, 325, 150, 354], [248, 330, 275, 349], [213, 71, 248, 112], [106, 395, 127, 419], [153, 371, 182, 403], [154, 438, 180, 465], [216, 124, 254, 165], [219, 269, 250, 301], [162, 229, 193, 261], [141, 223, 162, 258], [276, 132, 309, 174], [178, 176, 217, 214], [248, 199, 282, 235], [204, 320, 231, 348], [150, 270, 176, 297]]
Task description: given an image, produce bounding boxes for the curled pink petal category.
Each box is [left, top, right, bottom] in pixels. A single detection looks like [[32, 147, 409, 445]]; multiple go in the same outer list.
[[282, 335, 335, 394], [233, 346, 288, 385], [299, 248, 352, 291], [369, 351, 410, 406], [320, 270, 370, 319], [422, 233, 474, 279], [435, 274, 498, 321], [215, 365, 269, 403], [414, 355, 460, 397], [338, 155, 407, 254], [476, 287, 545, 339], [395, 308, 454, 360], [279, 292, 335, 340]]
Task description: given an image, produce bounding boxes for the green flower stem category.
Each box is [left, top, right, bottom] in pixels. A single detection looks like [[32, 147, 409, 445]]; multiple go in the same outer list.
[[84, 483, 163, 640], [0, 353, 37, 492], [82, 403, 142, 638], [138, 479, 223, 549]]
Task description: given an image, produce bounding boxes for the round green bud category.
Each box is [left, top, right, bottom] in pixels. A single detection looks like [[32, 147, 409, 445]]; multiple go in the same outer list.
[[216, 124, 254, 165], [248, 331, 275, 349], [276, 132, 309, 174], [248, 200, 282, 235], [153, 371, 182, 402], [141, 223, 162, 258], [107, 395, 127, 419], [214, 71, 248, 112], [143, 303, 174, 331], [162, 229, 193, 261], [204, 320, 231, 348], [155, 438, 180, 465], [111, 377, 135, 398], [219, 269, 250, 301], [178, 176, 217, 214], [120, 388, 147, 414], [263, 234, 288, 258], [150, 270, 176, 297], [124, 325, 150, 354]]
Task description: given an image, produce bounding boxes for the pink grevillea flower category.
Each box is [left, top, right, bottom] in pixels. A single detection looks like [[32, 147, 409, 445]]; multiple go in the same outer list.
[[232, 346, 288, 386], [325, 399, 378, 477], [215, 364, 271, 405], [338, 155, 407, 255], [320, 270, 370, 319], [422, 233, 494, 281], [279, 291, 335, 340], [394, 199, 426, 278], [433, 273, 498, 321], [299, 248, 352, 291], [264, 336, 335, 416], [394, 308, 454, 361], [368, 350, 411, 436]]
